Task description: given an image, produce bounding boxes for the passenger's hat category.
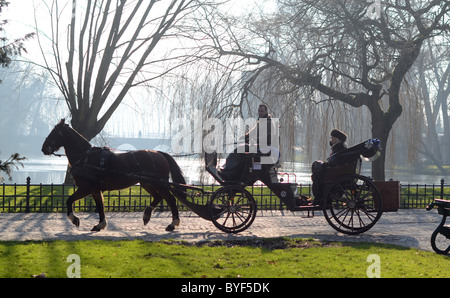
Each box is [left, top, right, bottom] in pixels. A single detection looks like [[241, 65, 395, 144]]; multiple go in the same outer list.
[[331, 129, 347, 142]]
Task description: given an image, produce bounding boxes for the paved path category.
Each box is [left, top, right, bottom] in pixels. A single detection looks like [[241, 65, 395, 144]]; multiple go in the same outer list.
[[0, 209, 444, 252]]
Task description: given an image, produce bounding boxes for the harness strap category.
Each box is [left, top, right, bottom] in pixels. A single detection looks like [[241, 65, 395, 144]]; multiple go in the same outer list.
[[146, 150, 158, 173], [130, 150, 157, 177]]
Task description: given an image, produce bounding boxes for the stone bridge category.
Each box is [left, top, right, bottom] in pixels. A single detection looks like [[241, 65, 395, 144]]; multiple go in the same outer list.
[[1, 134, 171, 156], [104, 137, 171, 152]]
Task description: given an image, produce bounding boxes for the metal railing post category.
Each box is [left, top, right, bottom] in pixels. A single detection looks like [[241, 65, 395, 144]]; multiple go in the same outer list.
[[25, 177, 31, 213]]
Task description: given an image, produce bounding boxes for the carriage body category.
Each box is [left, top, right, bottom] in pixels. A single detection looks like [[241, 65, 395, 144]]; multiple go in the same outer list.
[[204, 139, 384, 234]]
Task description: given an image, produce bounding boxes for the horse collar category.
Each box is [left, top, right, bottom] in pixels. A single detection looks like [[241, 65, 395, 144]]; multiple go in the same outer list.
[[69, 147, 93, 169]]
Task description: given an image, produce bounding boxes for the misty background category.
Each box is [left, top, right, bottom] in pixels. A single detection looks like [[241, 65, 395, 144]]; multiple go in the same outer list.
[[1, 0, 449, 185]]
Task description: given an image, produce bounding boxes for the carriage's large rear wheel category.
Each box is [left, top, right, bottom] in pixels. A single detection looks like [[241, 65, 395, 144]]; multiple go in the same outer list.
[[322, 175, 382, 235], [208, 185, 257, 233]]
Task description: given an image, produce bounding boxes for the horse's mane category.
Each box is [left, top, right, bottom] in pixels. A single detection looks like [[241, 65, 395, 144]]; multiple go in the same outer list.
[[58, 121, 92, 149]]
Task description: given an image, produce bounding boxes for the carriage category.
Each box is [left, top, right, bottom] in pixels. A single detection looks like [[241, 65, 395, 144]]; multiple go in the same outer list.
[[42, 120, 386, 235], [189, 138, 385, 235]]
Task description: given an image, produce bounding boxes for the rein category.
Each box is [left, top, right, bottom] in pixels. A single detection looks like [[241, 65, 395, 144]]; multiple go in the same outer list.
[[52, 150, 197, 159]]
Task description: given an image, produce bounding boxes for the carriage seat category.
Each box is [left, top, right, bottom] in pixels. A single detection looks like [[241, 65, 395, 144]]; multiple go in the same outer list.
[[205, 151, 278, 185], [322, 138, 381, 182], [323, 158, 362, 182]]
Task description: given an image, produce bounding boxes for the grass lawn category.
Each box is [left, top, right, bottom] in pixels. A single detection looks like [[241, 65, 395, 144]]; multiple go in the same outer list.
[[0, 238, 448, 278]]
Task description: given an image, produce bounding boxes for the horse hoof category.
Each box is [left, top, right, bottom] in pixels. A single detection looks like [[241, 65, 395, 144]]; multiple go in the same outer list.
[[143, 207, 153, 225], [143, 216, 150, 226], [143, 213, 151, 225], [68, 213, 80, 227], [91, 221, 107, 232], [142, 206, 155, 226], [165, 219, 180, 231]]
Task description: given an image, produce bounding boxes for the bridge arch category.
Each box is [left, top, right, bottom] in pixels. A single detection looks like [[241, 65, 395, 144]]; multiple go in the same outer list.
[[117, 143, 137, 151]]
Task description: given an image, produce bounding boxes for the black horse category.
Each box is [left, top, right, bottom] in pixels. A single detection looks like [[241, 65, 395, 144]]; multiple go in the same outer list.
[[42, 119, 185, 232]]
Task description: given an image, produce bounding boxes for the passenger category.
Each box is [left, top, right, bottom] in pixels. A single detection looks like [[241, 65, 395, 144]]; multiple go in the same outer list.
[[298, 129, 348, 206], [329, 129, 348, 155]]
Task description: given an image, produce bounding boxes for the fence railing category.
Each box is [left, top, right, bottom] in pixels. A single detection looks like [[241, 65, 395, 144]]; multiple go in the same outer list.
[[1, 177, 449, 213]]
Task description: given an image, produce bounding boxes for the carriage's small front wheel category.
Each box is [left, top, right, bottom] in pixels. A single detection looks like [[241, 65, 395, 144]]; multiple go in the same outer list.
[[208, 185, 257, 233], [322, 175, 382, 235]]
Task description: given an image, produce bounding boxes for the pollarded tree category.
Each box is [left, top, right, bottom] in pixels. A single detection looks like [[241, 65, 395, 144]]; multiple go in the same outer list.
[[33, 0, 204, 141]]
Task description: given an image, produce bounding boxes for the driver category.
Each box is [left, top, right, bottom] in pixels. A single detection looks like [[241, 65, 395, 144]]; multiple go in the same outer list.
[[219, 104, 277, 181]]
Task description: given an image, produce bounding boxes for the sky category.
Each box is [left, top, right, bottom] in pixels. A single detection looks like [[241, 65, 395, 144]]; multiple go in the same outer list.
[[4, 1, 39, 39], [3, 0, 278, 41], [1, 0, 277, 139]]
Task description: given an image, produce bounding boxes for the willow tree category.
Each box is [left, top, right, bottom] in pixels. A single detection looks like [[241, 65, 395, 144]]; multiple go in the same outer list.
[[416, 38, 450, 167], [34, 0, 202, 141], [200, 0, 450, 181]]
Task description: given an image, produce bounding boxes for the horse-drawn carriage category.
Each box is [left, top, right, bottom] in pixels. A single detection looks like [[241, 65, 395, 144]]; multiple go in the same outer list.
[[42, 119, 385, 235], [200, 138, 384, 235]]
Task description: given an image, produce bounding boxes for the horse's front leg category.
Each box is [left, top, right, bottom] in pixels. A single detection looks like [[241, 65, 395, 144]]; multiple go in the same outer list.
[[67, 188, 91, 228], [91, 191, 107, 231]]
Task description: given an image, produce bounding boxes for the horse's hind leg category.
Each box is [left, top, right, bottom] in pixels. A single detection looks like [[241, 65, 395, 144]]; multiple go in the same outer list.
[[91, 191, 107, 231], [141, 184, 180, 231], [141, 184, 164, 225], [161, 190, 180, 232]]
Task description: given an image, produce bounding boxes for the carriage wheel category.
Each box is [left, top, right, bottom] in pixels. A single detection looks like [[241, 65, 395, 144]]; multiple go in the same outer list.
[[208, 185, 257, 234], [430, 227, 450, 255], [322, 175, 382, 235]]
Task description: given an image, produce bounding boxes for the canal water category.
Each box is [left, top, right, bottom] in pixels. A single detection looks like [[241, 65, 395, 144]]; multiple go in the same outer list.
[[2, 155, 449, 186]]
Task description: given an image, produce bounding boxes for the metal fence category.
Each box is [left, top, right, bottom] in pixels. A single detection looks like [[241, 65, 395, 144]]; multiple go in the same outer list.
[[1, 177, 449, 213]]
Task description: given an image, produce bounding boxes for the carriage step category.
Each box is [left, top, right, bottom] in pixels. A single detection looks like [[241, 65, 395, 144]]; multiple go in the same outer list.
[[292, 205, 321, 218], [293, 205, 321, 212]]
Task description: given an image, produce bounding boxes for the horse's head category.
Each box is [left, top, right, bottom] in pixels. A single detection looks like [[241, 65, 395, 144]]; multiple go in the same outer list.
[[41, 119, 68, 155]]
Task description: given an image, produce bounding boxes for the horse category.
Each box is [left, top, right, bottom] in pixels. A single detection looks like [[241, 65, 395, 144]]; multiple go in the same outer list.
[[41, 119, 185, 232]]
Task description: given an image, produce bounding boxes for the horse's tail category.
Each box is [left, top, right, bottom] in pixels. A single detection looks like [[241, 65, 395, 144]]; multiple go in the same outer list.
[[159, 151, 187, 201], [159, 151, 186, 184]]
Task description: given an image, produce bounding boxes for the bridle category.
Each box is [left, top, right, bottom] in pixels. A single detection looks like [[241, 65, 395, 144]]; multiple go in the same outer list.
[[52, 152, 66, 157], [44, 124, 66, 157]]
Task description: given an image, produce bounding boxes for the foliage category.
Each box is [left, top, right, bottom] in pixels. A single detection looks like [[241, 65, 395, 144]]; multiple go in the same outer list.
[[0, 152, 26, 182]]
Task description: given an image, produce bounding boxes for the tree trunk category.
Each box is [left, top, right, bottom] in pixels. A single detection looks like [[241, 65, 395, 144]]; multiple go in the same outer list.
[[369, 94, 402, 182], [70, 117, 102, 142], [441, 91, 450, 162], [371, 112, 388, 181]]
